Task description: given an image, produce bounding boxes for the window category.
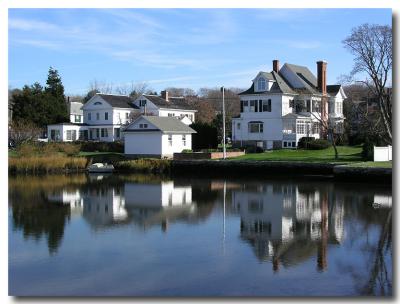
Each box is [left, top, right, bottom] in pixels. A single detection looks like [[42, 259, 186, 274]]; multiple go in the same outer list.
[[312, 100, 321, 113], [66, 130, 73, 140], [243, 100, 249, 112], [297, 121, 305, 134], [289, 99, 294, 108], [88, 113, 91, 121], [114, 128, 120, 138], [292, 141, 296, 147], [336, 102, 343, 114], [306, 100, 311, 112], [125, 113, 129, 119], [168, 113, 175, 117], [182, 135, 186, 146], [139, 123, 148, 129], [168, 134, 172, 146], [237, 123, 241, 130], [74, 115, 81, 123], [139, 100, 147, 107], [96, 129, 100, 138], [79, 130, 84, 140], [283, 141, 287, 147], [258, 77, 266, 91], [50, 129, 60, 141], [105, 112, 108, 120], [249, 100, 256, 112], [249, 122, 263, 133], [96, 112, 100, 120], [101, 128, 108, 137], [312, 122, 320, 134], [262, 100, 271, 112]]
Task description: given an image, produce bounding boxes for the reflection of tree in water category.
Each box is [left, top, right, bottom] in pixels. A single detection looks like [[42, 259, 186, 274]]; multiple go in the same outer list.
[[336, 192, 392, 296], [11, 193, 71, 255]]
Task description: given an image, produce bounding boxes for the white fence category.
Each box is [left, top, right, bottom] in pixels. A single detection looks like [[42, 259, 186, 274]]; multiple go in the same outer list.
[[374, 145, 392, 162]]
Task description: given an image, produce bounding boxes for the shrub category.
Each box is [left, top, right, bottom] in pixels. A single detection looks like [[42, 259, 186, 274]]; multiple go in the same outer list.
[[79, 141, 124, 153], [181, 149, 193, 153], [190, 122, 218, 150], [114, 158, 171, 174], [307, 139, 330, 150], [245, 145, 264, 154], [362, 140, 374, 161], [298, 137, 315, 149]]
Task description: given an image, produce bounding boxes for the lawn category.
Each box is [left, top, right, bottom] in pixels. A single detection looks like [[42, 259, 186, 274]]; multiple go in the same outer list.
[[344, 161, 392, 168], [229, 146, 363, 163]]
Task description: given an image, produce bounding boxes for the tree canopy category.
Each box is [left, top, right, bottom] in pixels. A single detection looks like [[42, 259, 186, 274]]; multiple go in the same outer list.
[[11, 68, 69, 127]]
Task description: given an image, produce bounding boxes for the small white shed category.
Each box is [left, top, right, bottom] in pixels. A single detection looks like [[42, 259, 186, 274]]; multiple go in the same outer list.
[[123, 116, 196, 158]]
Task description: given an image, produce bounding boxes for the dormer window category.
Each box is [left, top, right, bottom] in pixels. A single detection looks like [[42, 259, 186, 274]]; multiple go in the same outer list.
[[258, 77, 266, 91]]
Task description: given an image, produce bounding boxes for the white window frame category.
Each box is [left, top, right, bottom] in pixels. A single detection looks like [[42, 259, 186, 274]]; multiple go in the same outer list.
[[182, 134, 186, 146], [168, 134, 173, 146], [248, 122, 264, 133], [258, 77, 266, 91]]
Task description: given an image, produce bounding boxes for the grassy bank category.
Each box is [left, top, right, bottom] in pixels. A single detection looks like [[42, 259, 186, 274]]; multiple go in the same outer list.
[[343, 161, 392, 168], [229, 146, 363, 163], [9, 155, 87, 174]]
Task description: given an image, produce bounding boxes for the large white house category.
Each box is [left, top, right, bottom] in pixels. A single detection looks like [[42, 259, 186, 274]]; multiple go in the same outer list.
[[47, 91, 196, 142], [232, 60, 346, 149], [124, 116, 196, 158]]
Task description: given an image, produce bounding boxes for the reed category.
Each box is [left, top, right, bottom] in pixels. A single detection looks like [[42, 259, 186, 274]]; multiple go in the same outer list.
[[9, 155, 87, 174]]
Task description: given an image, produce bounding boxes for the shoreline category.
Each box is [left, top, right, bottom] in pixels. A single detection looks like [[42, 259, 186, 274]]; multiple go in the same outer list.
[[8, 158, 392, 184]]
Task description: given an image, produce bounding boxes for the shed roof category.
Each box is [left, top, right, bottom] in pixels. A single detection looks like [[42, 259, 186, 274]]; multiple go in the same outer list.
[[143, 95, 195, 110]]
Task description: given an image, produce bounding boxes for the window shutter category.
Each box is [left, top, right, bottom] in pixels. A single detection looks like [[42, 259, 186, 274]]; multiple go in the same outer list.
[[240, 100, 243, 113], [255, 100, 258, 112], [259, 100, 263, 112], [268, 99, 272, 112]]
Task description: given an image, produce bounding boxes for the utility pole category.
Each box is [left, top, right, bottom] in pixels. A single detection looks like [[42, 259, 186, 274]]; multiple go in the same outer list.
[[221, 86, 226, 159]]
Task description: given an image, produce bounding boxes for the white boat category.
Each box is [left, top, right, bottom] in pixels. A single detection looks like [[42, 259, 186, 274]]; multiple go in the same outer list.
[[87, 163, 114, 173]]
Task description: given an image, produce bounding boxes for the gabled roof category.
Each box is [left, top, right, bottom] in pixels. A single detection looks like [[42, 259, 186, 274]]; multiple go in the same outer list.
[[97, 94, 139, 109], [239, 71, 296, 95], [143, 95, 195, 111], [284, 63, 319, 94], [327, 85, 341, 95], [126, 116, 196, 134]]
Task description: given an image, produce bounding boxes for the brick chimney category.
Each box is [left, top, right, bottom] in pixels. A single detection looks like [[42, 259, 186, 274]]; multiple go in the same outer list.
[[161, 90, 169, 101], [273, 59, 280, 73], [317, 61, 328, 139], [316, 61, 327, 95]]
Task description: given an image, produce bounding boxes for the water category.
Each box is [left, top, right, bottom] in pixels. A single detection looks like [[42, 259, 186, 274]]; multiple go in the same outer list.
[[8, 174, 392, 296]]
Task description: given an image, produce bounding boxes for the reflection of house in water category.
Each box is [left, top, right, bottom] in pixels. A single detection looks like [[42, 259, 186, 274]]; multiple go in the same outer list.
[[48, 184, 128, 228], [48, 189, 84, 216], [124, 181, 196, 231], [81, 186, 127, 228], [232, 182, 344, 271]]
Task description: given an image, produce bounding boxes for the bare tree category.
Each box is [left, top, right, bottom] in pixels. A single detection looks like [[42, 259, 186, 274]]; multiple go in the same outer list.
[[342, 24, 392, 143], [9, 120, 42, 147]]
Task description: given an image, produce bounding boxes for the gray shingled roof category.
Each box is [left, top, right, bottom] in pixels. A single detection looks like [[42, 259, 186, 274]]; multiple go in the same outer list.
[[284, 63, 319, 94], [127, 116, 196, 134], [97, 94, 139, 109], [239, 71, 295, 95], [143, 95, 195, 110]]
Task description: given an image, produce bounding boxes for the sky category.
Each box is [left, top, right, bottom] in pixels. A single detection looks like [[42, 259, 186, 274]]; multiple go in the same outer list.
[[8, 8, 392, 96]]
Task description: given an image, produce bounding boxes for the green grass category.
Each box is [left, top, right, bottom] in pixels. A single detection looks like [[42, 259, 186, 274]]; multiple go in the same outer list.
[[229, 146, 363, 163], [344, 161, 392, 168]]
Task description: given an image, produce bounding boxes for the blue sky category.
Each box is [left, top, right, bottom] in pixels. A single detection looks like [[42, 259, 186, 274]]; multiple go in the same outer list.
[[8, 8, 392, 95]]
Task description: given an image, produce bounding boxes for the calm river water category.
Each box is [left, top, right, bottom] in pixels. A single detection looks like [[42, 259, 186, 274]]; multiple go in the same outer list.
[[9, 174, 392, 296]]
